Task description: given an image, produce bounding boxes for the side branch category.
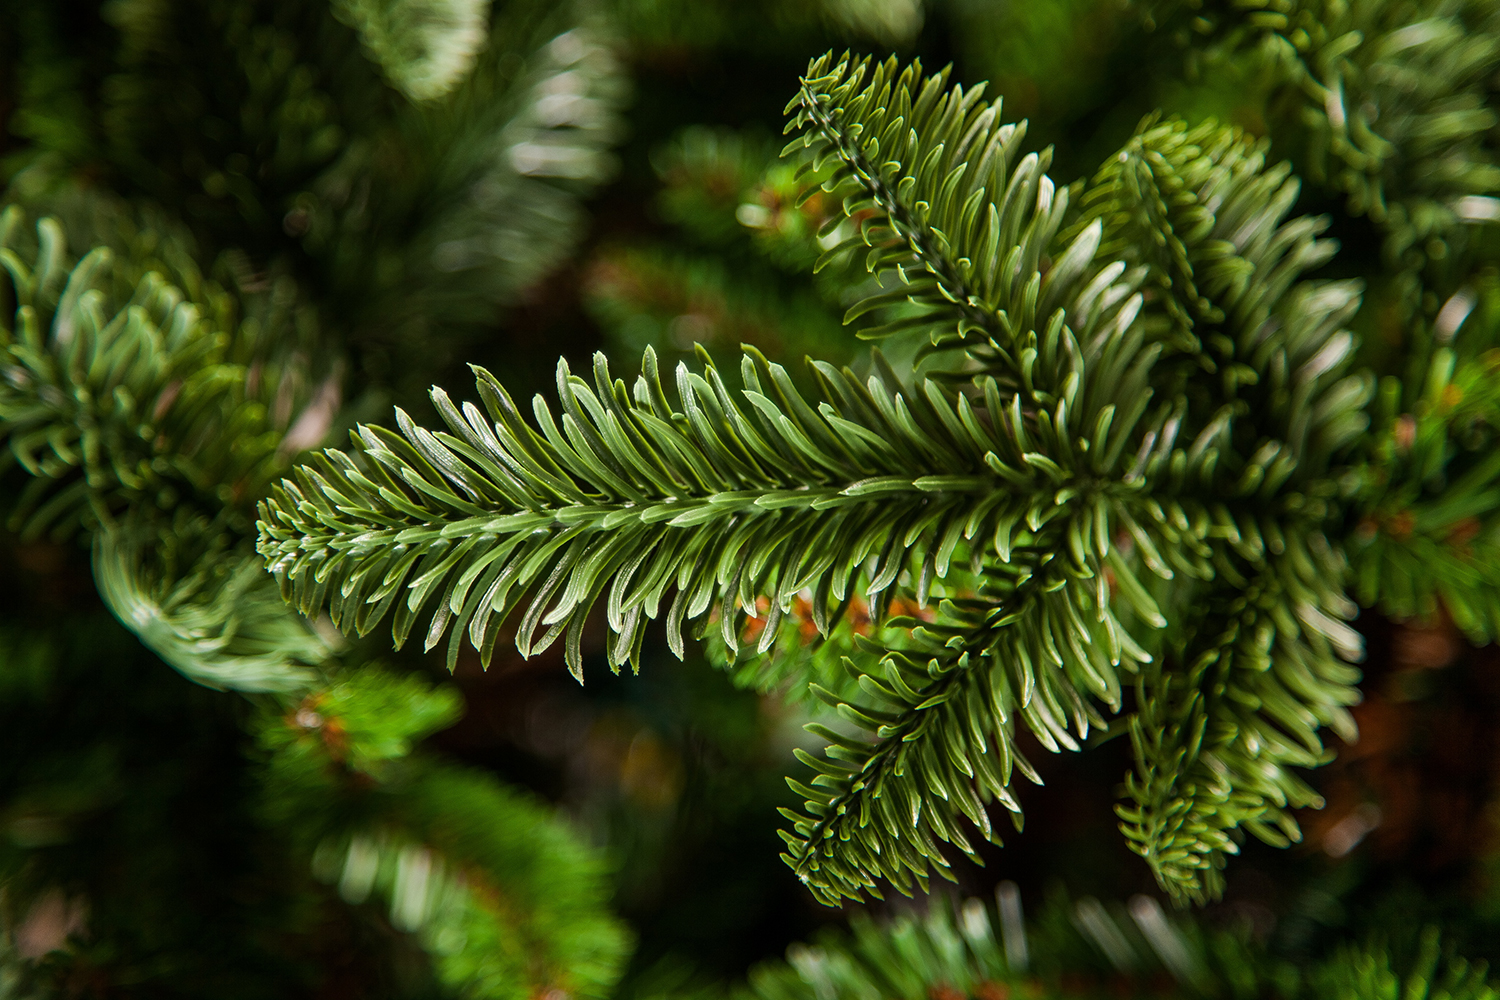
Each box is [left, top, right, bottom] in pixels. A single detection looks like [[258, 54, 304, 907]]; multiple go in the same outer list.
[[258, 347, 1084, 676]]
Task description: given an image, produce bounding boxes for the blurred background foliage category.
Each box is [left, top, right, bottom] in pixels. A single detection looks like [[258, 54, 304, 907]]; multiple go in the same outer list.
[[3, 0, 1500, 997]]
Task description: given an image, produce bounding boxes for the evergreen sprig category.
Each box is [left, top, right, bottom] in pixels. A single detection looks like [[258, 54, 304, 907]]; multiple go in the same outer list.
[[261, 52, 1391, 905], [1118, 556, 1361, 905], [784, 53, 1123, 370], [778, 57, 1370, 904], [779, 558, 1142, 904], [1065, 116, 1371, 902], [257, 343, 1144, 680]]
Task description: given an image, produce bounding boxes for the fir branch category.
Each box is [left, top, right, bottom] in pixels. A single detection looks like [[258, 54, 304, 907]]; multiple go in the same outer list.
[[1070, 117, 1261, 361], [257, 343, 1155, 678], [783, 53, 1142, 379], [1118, 549, 1361, 906], [260, 61, 1386, 906], [1065, 114, 1373, 903], [782, 554, 1150, 905], [1074, 114, 1373, 480], [774, 88, 1371, 904]]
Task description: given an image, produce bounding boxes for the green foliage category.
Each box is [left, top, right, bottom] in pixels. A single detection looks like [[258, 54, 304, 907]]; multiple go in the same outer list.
[[10, 0, 1500, 991], [3, 0, 627, 391], [53, 0, 376, 240], [781, 55, 1368, 904], [333, 0, 492, 101], [258, 666, 631, 999], [741, 889, 1498, 1000], [1314, 928, 1499, 1000], [1349, 277, 1500, 639], [1118, 565, 1358, 906], [1061, 116, 1369, 903], [259, 48, 1411, 907], [0, 206, 334, 690], [0, 6, 95, 170], [1149, 0, 1500, 267], [0, 198, 632, 987], [784, 53, 1089, 361], [93, 522, 328, 693], [257, 344, 1063, 678], [1, 2, 642, 991]]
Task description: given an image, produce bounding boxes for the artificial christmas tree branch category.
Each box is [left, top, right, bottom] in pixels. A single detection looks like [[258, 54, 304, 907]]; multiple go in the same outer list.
[[262, 52, 1388, 907], [4, 0, 1500, 992]]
